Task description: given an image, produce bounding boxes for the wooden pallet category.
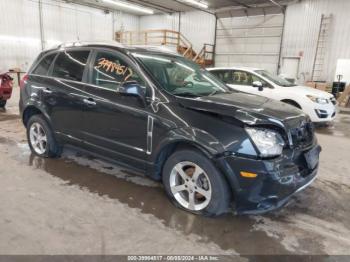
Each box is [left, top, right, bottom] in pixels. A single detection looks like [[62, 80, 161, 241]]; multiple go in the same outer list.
[[337, 85, 350, 107]]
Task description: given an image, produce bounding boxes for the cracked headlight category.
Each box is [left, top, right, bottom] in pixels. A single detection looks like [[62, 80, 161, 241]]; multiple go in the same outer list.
[[307, 95, 329, 104], [246, 128, 285, 157]]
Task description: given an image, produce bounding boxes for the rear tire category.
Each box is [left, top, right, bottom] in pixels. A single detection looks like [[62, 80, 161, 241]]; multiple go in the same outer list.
[[162, 149, 231, 216], [0, 100, 6, 108], [27, 115, 62, 158]]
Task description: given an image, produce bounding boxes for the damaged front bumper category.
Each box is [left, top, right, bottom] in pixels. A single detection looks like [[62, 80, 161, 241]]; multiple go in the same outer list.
[[216, 144, 321, 215]]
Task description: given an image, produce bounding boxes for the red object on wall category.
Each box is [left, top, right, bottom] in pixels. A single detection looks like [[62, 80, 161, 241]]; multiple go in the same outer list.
[[0, 73, 14, 101]]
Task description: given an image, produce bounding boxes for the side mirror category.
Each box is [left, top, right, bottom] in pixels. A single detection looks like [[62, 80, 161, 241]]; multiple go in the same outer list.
[[252, 81, 264, 91], [119, 81, 146, 103]]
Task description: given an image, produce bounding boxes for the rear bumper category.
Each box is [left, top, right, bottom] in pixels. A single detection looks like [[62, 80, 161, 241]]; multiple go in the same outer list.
[[216, 144, 320, 215]]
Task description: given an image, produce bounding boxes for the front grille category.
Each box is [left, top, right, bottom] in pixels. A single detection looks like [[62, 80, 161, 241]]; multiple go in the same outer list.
[[289, 120, 314, 148]]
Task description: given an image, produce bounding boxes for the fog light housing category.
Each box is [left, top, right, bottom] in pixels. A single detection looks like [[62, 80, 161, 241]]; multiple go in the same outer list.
[[315, 109, 328, 119]]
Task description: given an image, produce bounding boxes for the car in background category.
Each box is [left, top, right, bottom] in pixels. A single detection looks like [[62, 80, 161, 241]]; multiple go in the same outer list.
[[20, 43, 320, 216], [208, 67, 337, 123], [0, 73, 13, 108]]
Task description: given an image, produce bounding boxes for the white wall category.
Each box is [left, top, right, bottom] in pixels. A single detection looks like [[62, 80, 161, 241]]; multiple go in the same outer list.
[[140, 13, 179, 32], [114, 11, 140, 33], [282, 0, 350, 82], [215, 14, 284, 73], [41, 1, 113, 49], [140, 10, 216, 54], [0, 0, 41, 72], [0, 0, 139, 72], [180, 11, 216, 53]]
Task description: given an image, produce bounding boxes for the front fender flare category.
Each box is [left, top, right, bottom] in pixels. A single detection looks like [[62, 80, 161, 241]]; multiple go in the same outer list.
[[151, 126, 225, 163]]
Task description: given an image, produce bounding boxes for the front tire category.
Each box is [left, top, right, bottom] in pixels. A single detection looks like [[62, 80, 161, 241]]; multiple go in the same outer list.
[[162, 149, 231, 216], [27, 115, 62, 158]]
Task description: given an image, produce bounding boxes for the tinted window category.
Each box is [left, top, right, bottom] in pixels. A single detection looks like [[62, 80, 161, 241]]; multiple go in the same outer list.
[[92, 51, 144, 91], [133, 53, 229, 97], [32, 53, 57, 76], [255, 70, 296, 87], [211, 70, 233, 84], [231, 71, 267, 87], [52, 50, 90, 81]]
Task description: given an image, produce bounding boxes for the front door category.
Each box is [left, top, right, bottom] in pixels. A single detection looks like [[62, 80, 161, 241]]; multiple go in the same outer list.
[[82, 49, 149, 168]]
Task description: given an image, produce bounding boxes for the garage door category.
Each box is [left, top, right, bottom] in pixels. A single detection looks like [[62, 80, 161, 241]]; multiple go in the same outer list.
[[215, 14, 284, 74]]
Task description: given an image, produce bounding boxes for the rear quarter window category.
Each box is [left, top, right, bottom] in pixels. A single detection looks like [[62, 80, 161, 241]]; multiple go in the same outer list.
[[52, 50, 90, 82], [32, 53, 57, 76]]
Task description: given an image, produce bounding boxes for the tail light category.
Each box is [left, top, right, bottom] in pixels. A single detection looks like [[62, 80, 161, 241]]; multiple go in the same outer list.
[[20, 74, 29, 89], [0, 74, 13, 88]]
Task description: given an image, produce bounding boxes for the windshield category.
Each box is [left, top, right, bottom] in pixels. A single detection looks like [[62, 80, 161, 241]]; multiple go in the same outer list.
[[255, 70, 296, 87], [132, 53, 230, 97]]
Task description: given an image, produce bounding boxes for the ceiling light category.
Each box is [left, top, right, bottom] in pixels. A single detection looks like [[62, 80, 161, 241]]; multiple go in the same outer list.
[[102, 0, 154, 14], [181, 0, 208, 9]]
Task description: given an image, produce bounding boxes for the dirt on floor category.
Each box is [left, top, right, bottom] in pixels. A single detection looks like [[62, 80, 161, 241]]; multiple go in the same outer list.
[[1, 88, 350, 257]]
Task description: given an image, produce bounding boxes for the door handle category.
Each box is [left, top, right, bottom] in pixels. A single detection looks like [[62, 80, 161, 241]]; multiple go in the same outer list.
[[83, 98, 96, 106], [43, 88, 52, 94]]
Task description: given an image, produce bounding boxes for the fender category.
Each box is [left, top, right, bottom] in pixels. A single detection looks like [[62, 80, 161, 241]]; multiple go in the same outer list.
[[149, 126, 242, 195], [151, 126, 225, 163]]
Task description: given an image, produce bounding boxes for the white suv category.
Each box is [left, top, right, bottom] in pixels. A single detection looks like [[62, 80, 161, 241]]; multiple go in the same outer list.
[[208, 67, 337, 123]]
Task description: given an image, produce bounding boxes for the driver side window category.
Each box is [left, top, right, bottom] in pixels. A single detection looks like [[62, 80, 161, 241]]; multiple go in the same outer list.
[[232, 71, 268, 87], [92, 51, 144, 91]]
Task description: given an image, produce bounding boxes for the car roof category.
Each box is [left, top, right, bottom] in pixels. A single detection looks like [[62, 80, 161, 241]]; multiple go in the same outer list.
[[208, 66, 263, 72], [44, 41, 181, 57]]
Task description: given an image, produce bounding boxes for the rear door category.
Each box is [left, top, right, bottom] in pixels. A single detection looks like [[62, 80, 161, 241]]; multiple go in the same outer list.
[[43, 49, 91, 143], [82, 48, 149, 167]]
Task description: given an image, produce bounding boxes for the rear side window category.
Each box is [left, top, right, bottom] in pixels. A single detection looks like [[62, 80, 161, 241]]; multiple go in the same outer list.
[[52, 50, 90, 81], [32, 53, 57, 76]]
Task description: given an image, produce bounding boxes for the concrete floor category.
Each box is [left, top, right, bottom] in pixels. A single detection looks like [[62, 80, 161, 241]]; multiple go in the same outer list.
[[1, 88, 350, 256]]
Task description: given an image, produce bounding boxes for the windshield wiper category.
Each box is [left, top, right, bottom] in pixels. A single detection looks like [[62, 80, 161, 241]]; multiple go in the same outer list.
[[208, 90, 224, 96]]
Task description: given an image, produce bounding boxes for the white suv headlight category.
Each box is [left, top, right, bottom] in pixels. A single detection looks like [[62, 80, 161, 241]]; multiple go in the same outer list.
[[245, 128, 285, 157], [307, 95, 329, 104]]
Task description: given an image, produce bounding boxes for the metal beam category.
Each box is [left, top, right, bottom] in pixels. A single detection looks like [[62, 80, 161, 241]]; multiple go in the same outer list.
[[229, 0, 252, 9], [277, 9, 286, 74], [213, 14, 218, 66], [61, 0, 171, 14], [126, 0, 176, 13], [269, 0, 284, 9], [38, 0, 45, 50], [172, 0, 215, 16]]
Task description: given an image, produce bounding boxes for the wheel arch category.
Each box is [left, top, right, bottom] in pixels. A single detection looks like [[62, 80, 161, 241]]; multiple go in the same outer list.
[[151, 140, 215, 180], [281, 99, 302, 109], [22, 105, 51, 127], [150, 126, 226, 179]]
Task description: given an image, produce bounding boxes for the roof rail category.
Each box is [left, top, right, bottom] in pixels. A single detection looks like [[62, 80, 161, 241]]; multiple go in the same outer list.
[[57, 40, 124, 49], [130, 45, 179, 55]]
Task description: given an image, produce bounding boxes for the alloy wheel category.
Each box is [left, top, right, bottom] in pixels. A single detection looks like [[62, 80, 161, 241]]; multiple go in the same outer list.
[[169, 161, 212, 211], [29, 122, 48, 155]]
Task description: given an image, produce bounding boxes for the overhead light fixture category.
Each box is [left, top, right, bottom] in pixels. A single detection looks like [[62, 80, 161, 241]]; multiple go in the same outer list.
[[102, 0, 154, 14], [181, 0, 208, 9]]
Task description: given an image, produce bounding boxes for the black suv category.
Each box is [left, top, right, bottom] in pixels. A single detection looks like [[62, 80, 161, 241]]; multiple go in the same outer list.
[[20, 42, 321, 216]]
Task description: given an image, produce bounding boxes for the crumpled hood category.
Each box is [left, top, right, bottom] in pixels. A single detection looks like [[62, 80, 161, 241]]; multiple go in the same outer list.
[[177, 92, 306, 128]]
